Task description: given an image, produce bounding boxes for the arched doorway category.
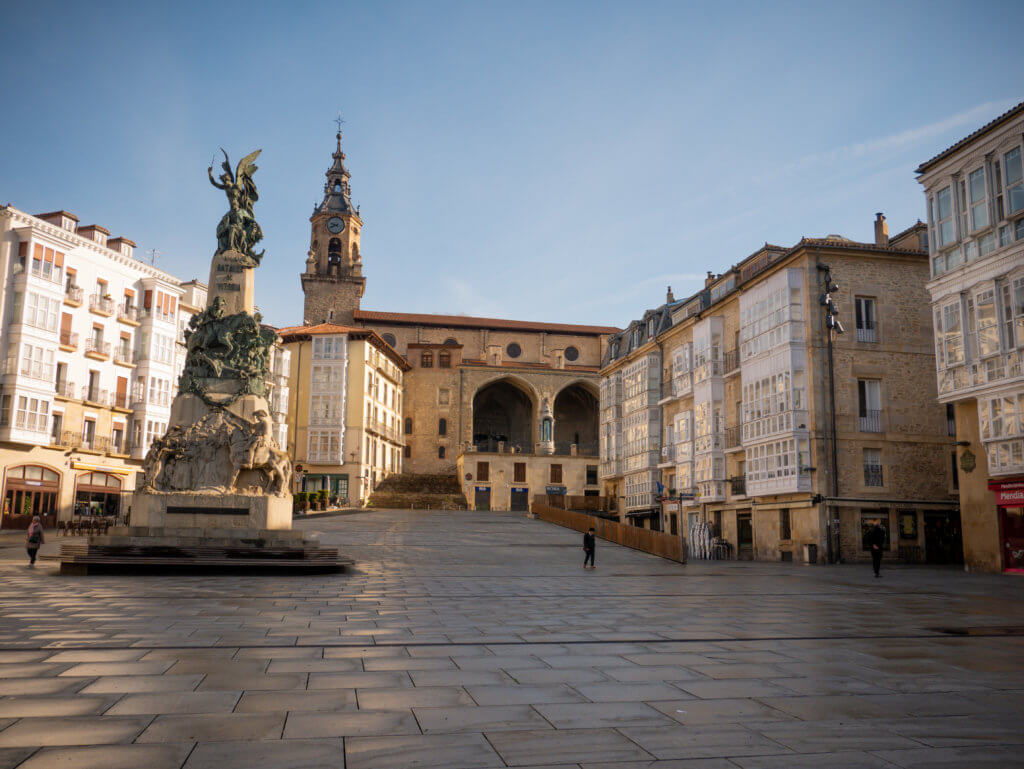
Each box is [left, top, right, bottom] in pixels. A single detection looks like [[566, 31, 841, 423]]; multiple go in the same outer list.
[[2, 465, 60, 526], [473, 379, 536, 452], [554, 383, 599, 455], [74, 472, 123, 517]]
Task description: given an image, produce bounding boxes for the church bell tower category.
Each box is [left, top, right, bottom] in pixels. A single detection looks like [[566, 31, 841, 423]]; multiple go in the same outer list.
[[300, 126, 366, 324]]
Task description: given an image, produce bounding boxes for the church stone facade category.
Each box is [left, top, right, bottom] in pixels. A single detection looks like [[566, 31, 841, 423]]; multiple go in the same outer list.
[[297, 131, 618, 508]]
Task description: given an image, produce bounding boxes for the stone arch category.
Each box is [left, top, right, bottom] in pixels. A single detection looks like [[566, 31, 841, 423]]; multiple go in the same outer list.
[[472, 375, 538, 452], [553, 379, 599, 455]]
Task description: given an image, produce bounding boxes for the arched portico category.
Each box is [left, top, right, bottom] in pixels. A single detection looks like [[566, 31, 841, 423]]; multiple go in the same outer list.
[[472, 377, 538, 452], [553, 381, 599, 456]]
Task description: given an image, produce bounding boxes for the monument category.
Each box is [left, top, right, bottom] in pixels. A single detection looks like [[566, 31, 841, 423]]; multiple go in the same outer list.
[[49, 151, 348, 574]]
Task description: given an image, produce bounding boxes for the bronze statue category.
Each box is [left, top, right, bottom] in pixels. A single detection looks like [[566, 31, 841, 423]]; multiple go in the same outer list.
[[208, 149, 265, 266]]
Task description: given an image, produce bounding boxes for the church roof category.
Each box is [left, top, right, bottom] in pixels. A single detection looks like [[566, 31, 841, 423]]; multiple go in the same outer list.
[[353, 309, 619, 336]]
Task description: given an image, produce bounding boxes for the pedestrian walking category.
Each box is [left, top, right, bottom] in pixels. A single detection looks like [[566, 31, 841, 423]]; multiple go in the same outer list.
[[583, 527, 596, 569], [26, 516, 44, 567], [867, 522, 885, 577]]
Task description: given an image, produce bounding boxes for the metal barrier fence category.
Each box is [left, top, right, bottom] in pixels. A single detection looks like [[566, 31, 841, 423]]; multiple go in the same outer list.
[[531, 501, 685, 563]]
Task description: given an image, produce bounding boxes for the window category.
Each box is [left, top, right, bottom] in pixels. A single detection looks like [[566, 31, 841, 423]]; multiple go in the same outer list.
[[951, 451, 959, 490], [438, 388, 450, 405], [14, 396, 49, 432], [858, 380, 882, 432], [439, 351, 451, 368], [1005, 147, 1024, 215], [438, 446, 445, 459], [932, 186, 954, 248], [550, 464, 563, 484], [968, 167, 989, 231], [863, 448, 883, 487], [443, 337, 458, 346], [477, 461, 489, 482], [438, 418, 447, 436], [381, 333, 396, 348], [935, 302, 964, 368], [313, 336, 345, 359], [975, 288, 999, 357], [421, 351, 433, 368], [854, 297, 877, 342], [779, 508, 791, 540], [404, 417, 413, 434], [506, 342, 521, 358], [308, 430, 341, 463], [403, 445, 411, 458], [586, 465, 598, 485], [514, 462, 526, 483], [565, 346, 579, 362]]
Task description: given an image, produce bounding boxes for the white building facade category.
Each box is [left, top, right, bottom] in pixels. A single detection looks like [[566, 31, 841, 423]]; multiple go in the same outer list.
[[918, 101, 1024, 572]]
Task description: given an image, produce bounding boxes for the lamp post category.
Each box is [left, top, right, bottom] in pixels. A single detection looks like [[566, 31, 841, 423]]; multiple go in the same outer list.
[[817, 263, 844, 563]]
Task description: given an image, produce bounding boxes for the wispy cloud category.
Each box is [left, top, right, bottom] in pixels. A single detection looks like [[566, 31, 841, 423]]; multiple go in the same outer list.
[[563, 271, 707, 316], [771, 98, 1020, 180]]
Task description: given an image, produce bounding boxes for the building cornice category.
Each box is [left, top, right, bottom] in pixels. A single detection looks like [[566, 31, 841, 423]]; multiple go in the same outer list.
[[1, 205, 184, 286]]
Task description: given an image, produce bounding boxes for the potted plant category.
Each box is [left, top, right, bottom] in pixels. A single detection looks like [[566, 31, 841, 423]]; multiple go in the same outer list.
[[294, 492, 308, 513], [318, 489, 330, 510]]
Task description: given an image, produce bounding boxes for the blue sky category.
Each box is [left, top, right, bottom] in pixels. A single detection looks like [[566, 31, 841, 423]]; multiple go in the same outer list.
[[1, 0, 1018, 329]]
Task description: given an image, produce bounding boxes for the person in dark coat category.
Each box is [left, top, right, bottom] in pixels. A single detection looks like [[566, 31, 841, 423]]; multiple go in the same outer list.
[[26, 516, 44, 567], [583, 527, 596, 569], [866, 522, 886, 577]]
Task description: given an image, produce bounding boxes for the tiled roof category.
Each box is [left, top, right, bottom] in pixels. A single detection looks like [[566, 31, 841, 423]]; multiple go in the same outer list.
[[354, 309, 619, 335], [276, 323, 410, 369], [791, 236, 926, 256], [916, 101, 1024, 174]]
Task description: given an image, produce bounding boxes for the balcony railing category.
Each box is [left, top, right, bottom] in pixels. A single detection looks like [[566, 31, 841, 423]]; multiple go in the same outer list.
[[56, 430, 82, 448], [59, 331, 79, 349], [112, 390, 130, 409], [118, 303, 139, 323], [55, 380, 77, 399], [64, 285, 83, 304], [864, 464, 884, 487], [89, 294, 114, 315], [856, 326, 878, 343], [148, 391, 171, 407], [114, 347, 136, 365], [723, 348, 740, 373], [82, 386, 108, 405], [142, 306, 176, 323], [859, 410, 882, 433], [672, 372, 693, 398], [85, 339, 111, 358], [724, 424, 742, 449], [729, 476, 746, 496]]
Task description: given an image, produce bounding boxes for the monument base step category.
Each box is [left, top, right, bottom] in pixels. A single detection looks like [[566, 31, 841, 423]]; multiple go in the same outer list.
[[43, 527, 351, 575]]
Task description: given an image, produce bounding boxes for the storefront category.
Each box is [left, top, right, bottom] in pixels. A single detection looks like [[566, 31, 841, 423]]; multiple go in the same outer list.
[[1, 464, 61, 527], [301, 473, 349, 502], [990, 477, 1024, 572], [74, 471, 124, 516]]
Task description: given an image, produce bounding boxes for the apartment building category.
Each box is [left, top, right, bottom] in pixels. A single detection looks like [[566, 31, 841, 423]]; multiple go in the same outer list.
[[917, 100, 1024, 572], [278, 323, 409, 504], [601, 217, 959, 564], [0, 206, 203, 523]]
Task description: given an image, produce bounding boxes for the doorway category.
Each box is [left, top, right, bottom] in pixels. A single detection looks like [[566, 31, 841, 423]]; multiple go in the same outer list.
[[737, 511, 753, 560], [1000, 506, 1024, 572], [510, 488, 528, 512], [923, 510, 964, 565], [475, 486, 491, 511]]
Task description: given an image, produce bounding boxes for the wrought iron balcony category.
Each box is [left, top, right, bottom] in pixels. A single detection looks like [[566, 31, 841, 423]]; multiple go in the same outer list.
[[729, 476, 746, 496], [55, 380, 77, 399], [114, 347, 136, 366], [59, 330, 79, 349], [85, 338, 111, 358], [859, 410, 882, 433], [118, 303, 140, 323], [856, 326, 878, 343], [89, 294, 115, 315], [81, 386, 109, 405], [864, 464, 884, 487], [723, 348, 740, 373], [64, 285, 84, 304]]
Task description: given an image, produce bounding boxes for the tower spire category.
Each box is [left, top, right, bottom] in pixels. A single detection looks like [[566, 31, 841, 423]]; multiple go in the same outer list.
[[316, 118, 354, 216]]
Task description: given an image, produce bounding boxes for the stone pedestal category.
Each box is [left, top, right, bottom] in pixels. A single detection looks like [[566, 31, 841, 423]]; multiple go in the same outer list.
[[208, 250, 256, 315], [132, 490, 292, 530]]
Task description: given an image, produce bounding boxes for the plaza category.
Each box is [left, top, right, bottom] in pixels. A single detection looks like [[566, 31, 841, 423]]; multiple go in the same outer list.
[[0, 509, 1022, 768]]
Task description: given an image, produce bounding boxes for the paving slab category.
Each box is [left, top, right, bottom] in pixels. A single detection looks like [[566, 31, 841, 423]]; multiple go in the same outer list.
[[184, 738, 345, 769], [485, 728, 654, 765], [533, 701, 674, 728], [0, 715, 153, 747], [283, 709, 419, 738], [414, 704, 551, 733], [137, 712, 285, 743], [105, 691, 242, 715], [465, 684, 589, 705], [17, 743, 194, 769], [345, 733, 503, 769]]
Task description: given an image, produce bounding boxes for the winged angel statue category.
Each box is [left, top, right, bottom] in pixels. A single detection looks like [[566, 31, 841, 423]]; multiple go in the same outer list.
[[208, 149, 265, 266]]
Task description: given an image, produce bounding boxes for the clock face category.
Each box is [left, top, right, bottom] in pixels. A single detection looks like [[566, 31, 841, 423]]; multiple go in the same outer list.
[[327, 217, 345, 234]]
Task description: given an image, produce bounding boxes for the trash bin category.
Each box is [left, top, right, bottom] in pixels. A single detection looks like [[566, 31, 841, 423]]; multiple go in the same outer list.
[[803, 543, 818, 564]]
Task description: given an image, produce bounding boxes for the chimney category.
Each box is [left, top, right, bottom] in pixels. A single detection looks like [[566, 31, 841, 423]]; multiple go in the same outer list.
[[705, 270, 715, 287], [666, 285, 675, 303], [874, 212, 889, 246]]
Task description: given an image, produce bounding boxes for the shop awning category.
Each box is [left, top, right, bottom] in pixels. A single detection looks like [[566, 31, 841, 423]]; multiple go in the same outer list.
[[71, 462, 133, 476]]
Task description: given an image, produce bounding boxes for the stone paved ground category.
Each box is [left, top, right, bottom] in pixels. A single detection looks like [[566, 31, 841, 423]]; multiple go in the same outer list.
[[0, 509, 1023, 768]]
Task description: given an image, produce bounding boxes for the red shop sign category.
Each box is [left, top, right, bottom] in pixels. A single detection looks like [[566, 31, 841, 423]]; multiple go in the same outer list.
[[989, 477, 1024, 506]]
